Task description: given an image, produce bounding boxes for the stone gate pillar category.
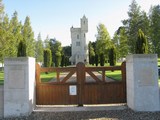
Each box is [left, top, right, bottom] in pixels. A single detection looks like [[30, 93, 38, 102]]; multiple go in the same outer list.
[[126, 54, 160, 111], [4, 57, 35, 117]]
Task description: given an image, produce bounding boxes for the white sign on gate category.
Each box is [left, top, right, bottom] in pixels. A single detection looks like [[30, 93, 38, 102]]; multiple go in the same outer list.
[[69, 85, 77, 95]]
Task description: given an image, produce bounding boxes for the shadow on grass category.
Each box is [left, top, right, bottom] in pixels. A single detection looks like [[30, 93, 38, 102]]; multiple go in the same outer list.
[[40, 72, 56, 83], [105, 71, 122, 81]]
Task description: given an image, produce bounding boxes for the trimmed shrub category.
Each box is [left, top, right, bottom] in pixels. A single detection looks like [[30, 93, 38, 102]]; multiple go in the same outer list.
[[100, 53, 105, 66], [109, 47, 116, 66], [43, 49, 52, 67], [135, 29, 148, 54], [17, 40, 26, 57]]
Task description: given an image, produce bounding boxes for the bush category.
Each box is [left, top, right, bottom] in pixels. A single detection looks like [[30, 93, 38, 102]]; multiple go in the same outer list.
[[100, 53, 105, 66], [17, 40, 26, 57], [135, 29, 148, 54], [109, 47, 116, 66], [43, 49, 52, 67], [95, 54, 99, 66]]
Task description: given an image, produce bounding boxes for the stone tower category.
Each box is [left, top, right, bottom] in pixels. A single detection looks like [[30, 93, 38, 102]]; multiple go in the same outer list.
[[70, 15, 88, 65]]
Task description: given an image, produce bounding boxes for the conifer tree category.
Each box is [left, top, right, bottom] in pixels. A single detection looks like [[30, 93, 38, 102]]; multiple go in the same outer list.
[[122, 0, 150, 53], [96, 23, 111, 64], [109, 46, 116, 66], [149, 5, 160, 56], [22, 16, 35, 57], [35, 33, 44, 62], [135, 29, 148, 54], [17, 40, 26, 57], [9, 11, 22, 56], [44, 49, 52, 67], [88, 41, 95, 65]]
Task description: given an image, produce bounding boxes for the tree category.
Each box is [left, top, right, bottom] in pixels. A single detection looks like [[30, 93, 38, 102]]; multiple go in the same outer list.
[[100, 53, 105, 66], [96, 23, 111, 64], [61, 54, 65, 67], [149, 5, 160, 56], [122, 0, 150, 54], [49, 39, 62, 67], [61, 46, 71, 66], [44, 35, 50, 49], [0, 0, 4, 23], [9, 11, 22, 57], [17, 40, 26, 57], [135, 29, 148, 54], [22, 16, 35, 57], [0, 0, 5, 63], [118, 28, 129, 58], [35, 33, 44, 62], [95, 54, 99, 66], [43, 49, 52, 67], [88, 41, 95, 65], [109, 46, 116, 66]]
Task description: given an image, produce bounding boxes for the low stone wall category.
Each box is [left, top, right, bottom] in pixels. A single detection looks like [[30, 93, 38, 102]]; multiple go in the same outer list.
[[0, 85, 4, 117]]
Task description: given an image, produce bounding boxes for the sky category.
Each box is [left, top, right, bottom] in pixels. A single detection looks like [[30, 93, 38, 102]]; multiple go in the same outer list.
[[3, 0, 160, 46]]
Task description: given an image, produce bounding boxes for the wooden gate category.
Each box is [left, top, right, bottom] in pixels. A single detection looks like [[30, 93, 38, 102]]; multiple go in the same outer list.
[[36, 62, 126, 105]]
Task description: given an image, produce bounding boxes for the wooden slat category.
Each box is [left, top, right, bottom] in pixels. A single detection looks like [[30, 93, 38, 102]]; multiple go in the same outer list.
[[86, 71, 103, 83], [36, 62, 126, 105], [61, 70, 76, 83]]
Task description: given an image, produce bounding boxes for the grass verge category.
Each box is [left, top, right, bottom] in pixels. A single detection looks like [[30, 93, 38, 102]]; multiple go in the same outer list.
[[0, 71, 4, 85], [40, 72, 56, 82], [105, 70, 122, 81]]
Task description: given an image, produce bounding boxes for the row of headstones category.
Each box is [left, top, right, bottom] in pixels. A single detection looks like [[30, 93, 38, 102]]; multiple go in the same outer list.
[[3, 54, 160, 118]]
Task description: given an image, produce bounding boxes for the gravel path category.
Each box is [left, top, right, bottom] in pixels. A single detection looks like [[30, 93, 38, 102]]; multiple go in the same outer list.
[[50, 72, 114, 83], [1, 108, 160, 120]]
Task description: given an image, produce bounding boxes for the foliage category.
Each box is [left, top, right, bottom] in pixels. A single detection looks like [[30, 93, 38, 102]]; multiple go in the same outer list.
[[43, 49, 52, 67], [0, 4, 35, 61], [61, 46, 71, 66], [100, 53, 105, 66], [108, 46, 116, 66], [149, 5, 160, 56], [49, 39, 62, 67], [21, 16, 35, 57], [9, 11, 23, 56], [122, 0, 150, 54], [135, 29, 148, 54], [0, 0, 4, 23], [35, 33, 44, 62], [62, 46, 71, 57], [0, 71, 4, 85], [44, 35, 50, 49], [113, 27, 129, 60], [95, 54, 99, 66], [88, 41, 95, 65], [17, 40, 26, 57], [61, 55, 65, 67], [96, 23, 111, 65]]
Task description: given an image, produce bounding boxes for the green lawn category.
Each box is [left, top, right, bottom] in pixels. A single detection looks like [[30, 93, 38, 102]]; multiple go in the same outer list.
[[106, 70, 160, 86], [40, 72, 56, 82], [0, 71, 4, 85], [106, 70, 122, 81]]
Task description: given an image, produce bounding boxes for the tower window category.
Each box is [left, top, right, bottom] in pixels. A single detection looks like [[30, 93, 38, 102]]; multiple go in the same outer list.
[[84, 34, 85, 38], [76, 42, 80, 46], [84, 21, 85, 24], [77, 35, 79, 39]]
